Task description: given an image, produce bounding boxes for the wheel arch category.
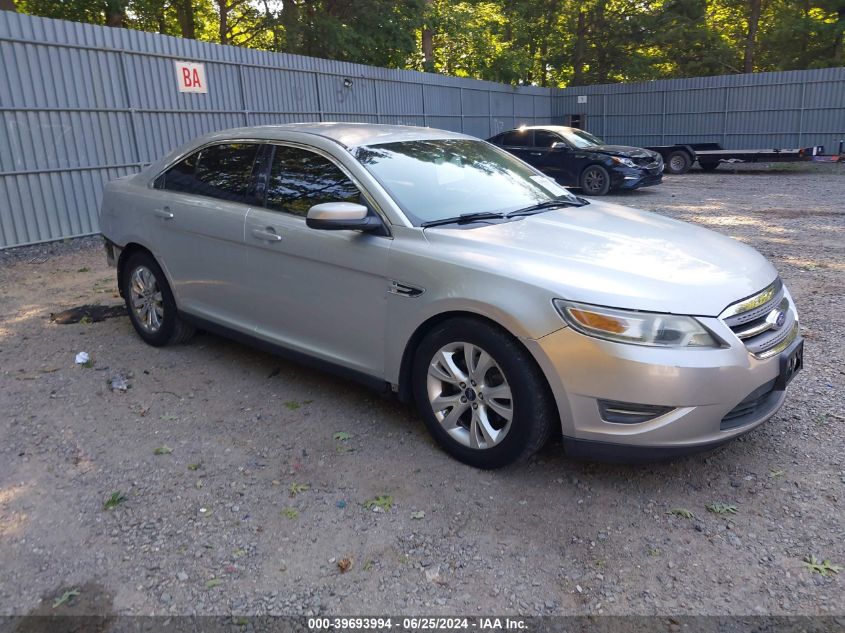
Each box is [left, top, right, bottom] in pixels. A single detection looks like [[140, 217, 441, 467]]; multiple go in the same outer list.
[[395, 310, 558, 417], [116, 242, 175, 299]]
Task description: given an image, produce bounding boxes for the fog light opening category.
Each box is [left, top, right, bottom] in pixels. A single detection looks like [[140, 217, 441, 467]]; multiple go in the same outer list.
[[597, 400, 674, 424]]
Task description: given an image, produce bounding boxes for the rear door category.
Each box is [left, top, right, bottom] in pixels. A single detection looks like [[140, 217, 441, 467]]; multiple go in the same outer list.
[[151, 142, 260, 326], [243, 144, 391, 378]]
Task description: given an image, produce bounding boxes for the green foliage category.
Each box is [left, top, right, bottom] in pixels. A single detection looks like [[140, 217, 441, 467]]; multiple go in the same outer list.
[[14, 0, 845, 85], [103, 491, 127, 510], [667, 507, 695, 519], [706, 502, 738, 515], [804, 555, 841, 576]]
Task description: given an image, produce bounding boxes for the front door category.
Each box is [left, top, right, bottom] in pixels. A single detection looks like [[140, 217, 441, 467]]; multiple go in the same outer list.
[[243, 144, 391, 378]]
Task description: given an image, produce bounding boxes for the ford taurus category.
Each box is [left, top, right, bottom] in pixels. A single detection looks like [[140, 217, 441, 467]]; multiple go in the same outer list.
[[99, 123, 803, 468]]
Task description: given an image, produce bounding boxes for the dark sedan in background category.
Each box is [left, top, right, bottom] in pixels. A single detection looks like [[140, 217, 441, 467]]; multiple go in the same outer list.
[[488, 125, 664, 195]]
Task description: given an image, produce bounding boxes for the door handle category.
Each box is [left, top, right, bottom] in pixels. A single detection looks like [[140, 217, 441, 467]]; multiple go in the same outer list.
[[530, 152, 543, 156], [153, 207, 174, 219], [251, 227, 282, 242]]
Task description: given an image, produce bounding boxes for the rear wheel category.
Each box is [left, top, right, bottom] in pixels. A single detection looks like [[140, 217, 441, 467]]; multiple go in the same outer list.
[[699, 160, 720, 172], [666, 150, 692, 174], [412, 318, 555, 469], [121, 251, 195, 347], [579, 165, 611, 196]]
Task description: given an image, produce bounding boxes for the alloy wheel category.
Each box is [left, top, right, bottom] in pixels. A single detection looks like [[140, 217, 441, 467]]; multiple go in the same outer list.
[[129, 265, 164, 333], [426, 342, 513, 449]]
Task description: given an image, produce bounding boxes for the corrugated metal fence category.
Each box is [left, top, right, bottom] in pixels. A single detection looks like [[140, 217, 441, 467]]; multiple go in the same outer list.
[[1, 10, 844, 248], [553, 69, 845, 151], [0, 11, 552, 248]]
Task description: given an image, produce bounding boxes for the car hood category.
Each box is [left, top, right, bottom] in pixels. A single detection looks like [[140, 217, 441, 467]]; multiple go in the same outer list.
[[423, 201, 777, 317], [589, 144, 656, 160]]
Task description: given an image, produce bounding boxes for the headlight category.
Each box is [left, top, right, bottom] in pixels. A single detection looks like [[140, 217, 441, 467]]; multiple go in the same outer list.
[[553, 299, 720, 348], [611, 156, 637, 168]]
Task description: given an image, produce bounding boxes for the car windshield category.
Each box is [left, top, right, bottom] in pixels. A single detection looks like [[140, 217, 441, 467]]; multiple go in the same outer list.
[[560, 129, 605, 149], [353, 139, 578, 226]]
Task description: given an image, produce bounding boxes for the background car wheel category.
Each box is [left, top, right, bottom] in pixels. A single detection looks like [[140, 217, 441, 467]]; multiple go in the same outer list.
[[412, 318, 556, 469], [666, 150, 692, 174], [579, 165, 611, 195], [121, 251, 195, 347], [699, 161, 720, 172]]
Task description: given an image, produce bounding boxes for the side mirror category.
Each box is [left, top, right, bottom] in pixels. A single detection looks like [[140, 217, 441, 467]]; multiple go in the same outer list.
[[306, 202, 383, 232], [551, 142, 569, 151]]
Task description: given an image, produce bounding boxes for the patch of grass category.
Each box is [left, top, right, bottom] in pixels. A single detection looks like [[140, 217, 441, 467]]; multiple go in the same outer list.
[[52, 588, 80, 609], [153, 445, 173, 455], [365, 495, 393, 512], [706, 502, 738, 515], [769, 469, 785, 479], [411, 510, 425, 519], [79, 315, 94, 325], [103, 491, 126, 510], [188, 462, 202, 471], [666, 508, 694, 519], [77, 267, 90, 273], [81, 358, 94, 369], [289, 482, 309, 497], [363, 559, 374, 572], [281, 507, 299, 519], [283, 400, 301, 410], [333, 432, 352, 441], [804, 555, 841, 577], [335, 445, 355, 454], [648, 547, 662, 557], [204, 578, 222, 589]]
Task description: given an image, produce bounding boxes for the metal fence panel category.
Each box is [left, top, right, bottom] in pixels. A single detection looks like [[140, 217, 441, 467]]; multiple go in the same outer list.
[[0, 11, 552, 248], [0, 9, 843, 249]]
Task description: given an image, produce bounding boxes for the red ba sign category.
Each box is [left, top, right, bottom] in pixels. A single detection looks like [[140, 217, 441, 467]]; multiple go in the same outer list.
[[174, 61, 207, 94]]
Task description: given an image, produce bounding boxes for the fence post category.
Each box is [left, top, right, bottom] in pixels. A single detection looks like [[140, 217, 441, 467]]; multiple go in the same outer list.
[[237, 64, 249, 126], [315, 73, 323, 122], [723, 86, 729, 147], [118, 51, 142, 167], [798, 81, 806, 148]]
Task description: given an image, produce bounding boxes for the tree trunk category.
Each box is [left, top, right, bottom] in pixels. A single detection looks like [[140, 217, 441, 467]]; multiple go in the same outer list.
[[835, 6, 845, 64], [105, 0, 127, 27], [743, 0, 762, 73], [218, 0, 228, 44], [176, 0, 196, 39], [572, 10, 586, 85], [421, 0, 434, 72], [0, 0, 16, 12]]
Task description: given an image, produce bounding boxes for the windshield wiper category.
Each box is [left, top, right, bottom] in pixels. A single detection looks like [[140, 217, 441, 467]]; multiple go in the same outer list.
[[420, 211, 506, 228], [505, 197, 588, 218]]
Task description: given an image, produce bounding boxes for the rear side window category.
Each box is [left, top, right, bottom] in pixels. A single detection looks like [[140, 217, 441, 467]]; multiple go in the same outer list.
[[158, 143, 260, 204], [265, 146, 361, 217], [501, 131, 531, 147]]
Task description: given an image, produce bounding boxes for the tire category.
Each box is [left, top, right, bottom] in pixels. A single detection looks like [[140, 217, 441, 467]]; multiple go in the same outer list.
[[411, 318, 556, 469], [665, 150, 692, 174], [699, 161, 720, 172], [121, 250, 195, 347], [579, 165, 611, 196]]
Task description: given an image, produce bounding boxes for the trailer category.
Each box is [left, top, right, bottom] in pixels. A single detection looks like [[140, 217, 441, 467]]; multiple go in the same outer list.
[[645, 142, 834, 174]]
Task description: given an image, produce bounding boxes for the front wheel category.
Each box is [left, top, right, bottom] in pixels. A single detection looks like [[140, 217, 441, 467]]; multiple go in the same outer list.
[[121, 251, 195, 347], [412, 318, 556, 469], [579, 165, 611, 195]]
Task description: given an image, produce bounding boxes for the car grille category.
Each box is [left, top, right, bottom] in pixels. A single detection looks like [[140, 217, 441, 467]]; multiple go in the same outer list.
[[720, 379, 778, 430], [633, 154, 662, 170], [720, 278, 798, 359]]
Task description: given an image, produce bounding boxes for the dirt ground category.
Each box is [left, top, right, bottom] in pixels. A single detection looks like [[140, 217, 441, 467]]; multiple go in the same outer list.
[[1, 163, 843, 618]]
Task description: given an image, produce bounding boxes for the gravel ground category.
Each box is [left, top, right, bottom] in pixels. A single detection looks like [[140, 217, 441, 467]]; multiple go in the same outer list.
[[1, 164, 843, 618]]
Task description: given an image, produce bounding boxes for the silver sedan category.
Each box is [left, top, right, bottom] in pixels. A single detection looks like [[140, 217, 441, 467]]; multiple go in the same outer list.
[[99, 123, 803, 468]]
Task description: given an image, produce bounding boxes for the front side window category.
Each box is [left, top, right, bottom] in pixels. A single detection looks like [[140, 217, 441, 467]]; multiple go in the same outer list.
[[265, 146, 361, 217], [354, 139, 577, 225], [534, 130, 563, 148], [560, 129, 605, 149], [158, 143, 260, 204]]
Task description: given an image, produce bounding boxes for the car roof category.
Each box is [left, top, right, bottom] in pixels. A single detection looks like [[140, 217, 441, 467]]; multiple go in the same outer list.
[[496, 125, 578, 135], [200, 122, 473, 149]]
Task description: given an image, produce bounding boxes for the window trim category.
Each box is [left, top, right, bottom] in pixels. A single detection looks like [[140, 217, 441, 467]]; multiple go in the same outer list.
[[533, 130, 565, 149], [501, 130, 534, 148], [150, 139, 265, 207]]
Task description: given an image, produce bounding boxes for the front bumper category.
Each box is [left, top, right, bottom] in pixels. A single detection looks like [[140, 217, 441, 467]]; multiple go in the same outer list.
[[612, 166, 664, 190], [523, 313, 800, 460]]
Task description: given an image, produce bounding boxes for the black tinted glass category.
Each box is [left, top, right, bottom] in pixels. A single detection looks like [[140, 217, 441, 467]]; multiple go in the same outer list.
[[159, 151, 199, 192], [265, 146, 361, 216], [161, 143, 259, 203], [194, 143, 259, 203], [501, 131, 531, 147], [534, 131, 561, 148]]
